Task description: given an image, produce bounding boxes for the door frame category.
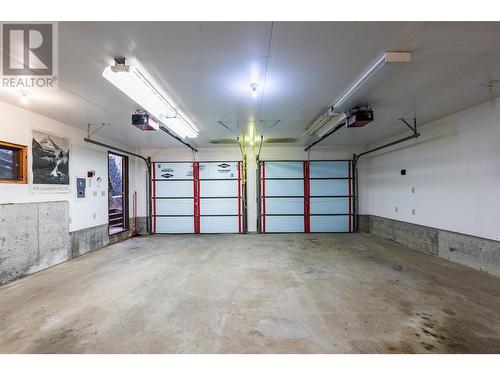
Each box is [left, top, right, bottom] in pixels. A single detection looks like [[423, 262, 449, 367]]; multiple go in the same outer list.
[[107, 151, 129, 234]]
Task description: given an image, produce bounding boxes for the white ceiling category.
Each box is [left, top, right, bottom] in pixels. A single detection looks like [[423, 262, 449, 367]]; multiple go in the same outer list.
[[1, 22, 500, 149]]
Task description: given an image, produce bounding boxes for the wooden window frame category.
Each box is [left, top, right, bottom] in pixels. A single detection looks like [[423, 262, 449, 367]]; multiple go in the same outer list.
[[0, 140, 28, 184]]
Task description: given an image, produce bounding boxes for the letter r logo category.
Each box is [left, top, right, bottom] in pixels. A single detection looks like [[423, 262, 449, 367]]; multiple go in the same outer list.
[[2, 23, 53, 76]]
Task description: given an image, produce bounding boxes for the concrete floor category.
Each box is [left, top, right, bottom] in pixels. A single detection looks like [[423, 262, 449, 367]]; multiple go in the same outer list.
[[1, 233, 500, 354]]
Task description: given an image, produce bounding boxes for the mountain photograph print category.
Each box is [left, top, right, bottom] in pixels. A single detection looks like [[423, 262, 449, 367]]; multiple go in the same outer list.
[[31, 130, 70, 192]]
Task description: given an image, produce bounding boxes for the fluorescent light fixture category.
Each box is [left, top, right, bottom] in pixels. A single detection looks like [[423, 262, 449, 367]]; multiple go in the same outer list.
[[332, 51, 411, 110], [316, 113, 346, 137], [305, 109, 346, 137], [305, 111, 330, 136], [102, 59, 198, 139]]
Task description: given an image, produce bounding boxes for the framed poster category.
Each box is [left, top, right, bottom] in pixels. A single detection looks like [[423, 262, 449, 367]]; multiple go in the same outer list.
[[31, 129, 71, 193]]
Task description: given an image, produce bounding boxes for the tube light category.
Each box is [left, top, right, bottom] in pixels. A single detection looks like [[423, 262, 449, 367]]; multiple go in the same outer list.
[[332, 51, 411, 110], [102, 60, 198, 139], [304, 111, 330, 136], [305, 107, 345, 137], [315, 112, 346, 137]]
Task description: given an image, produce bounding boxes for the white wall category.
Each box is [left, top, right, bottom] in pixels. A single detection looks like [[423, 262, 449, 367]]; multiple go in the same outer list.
[[358, 98, 500, 241], [138, 145, 357, 232], [0, 101, 138, 232]]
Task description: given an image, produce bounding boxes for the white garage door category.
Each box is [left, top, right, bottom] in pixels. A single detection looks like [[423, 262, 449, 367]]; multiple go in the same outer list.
[[259, 160, 353, 233], [153, 161, 243, 234]]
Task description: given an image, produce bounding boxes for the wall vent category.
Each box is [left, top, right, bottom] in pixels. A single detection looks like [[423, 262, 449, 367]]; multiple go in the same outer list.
[[209, 139, 239, 144], [264, 138, 297, 144]]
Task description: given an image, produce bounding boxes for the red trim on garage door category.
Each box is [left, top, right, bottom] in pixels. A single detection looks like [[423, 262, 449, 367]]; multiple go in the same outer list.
[[262, 161, 266, 233], [152, 162, 156, 234]]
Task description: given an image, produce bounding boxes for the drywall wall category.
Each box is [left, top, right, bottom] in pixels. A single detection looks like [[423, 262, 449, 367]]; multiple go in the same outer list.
[[0, 100, 139, 233], [358, 97, 500, 241], [137, 145, 357, 232]]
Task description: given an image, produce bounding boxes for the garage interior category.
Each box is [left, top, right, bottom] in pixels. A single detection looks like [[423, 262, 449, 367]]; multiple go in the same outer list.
[[0, 21, 500, 354]]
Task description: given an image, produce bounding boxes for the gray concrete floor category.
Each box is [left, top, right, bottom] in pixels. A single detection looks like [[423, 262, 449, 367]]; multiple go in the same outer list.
[[1, 233, 500, 354]]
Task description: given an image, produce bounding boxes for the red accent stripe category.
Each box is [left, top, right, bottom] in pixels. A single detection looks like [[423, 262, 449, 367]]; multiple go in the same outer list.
[[261, 162, 266, 233], [197, 163, 201, 233], [303, 162, 307, 232], [303, 161, 310, 233], [193, 162, 197, 234], [152, 162, 156, 234], [348, 160, 352, 233], [237, 161, 241, 234]]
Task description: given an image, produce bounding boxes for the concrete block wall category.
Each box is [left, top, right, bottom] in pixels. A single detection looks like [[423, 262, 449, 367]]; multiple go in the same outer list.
[[0, 201, 70, 284], [1, 200, 138, 284], [70, 224, 109, 258], [359, 214, 500, 277]]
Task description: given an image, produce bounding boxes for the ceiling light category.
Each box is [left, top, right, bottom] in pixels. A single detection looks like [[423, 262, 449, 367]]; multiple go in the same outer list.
[[315, 112, 347, 137], [102, 59, 198, 139], [305, 107, 345, 136], [332, 51, 412, 110], [19, 91, 30, 105], [249, 83, 259, 98]]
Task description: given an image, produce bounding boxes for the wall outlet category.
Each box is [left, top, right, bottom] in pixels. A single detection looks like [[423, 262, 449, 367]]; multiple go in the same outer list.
[[101, 191, 105, 197], [411, 187, 415, 193], [395, 206, 399, 213], [69, 217, 72, 224], [93, 213, 96, 220], [412, 208, 416, 215], [92, 191, 97, 197]]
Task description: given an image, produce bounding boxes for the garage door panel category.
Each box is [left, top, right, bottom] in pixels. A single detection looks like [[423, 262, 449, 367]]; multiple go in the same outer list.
[[310, 216, 349, 232], [265, 198, 304, 215], [156, 216, 194, 233], [201, 198, 239, 215], [310, 161, 349, 178], [264, 162, 303, 178], [310, 197, 349, 215], [199, 162, 239, 179], [310, 179, 349, 196], [156, 199, 194, 216], [155, 180, 193, 197], [201, 180, 238, 197], [265, 216, 304, 233], [260, 160, 353, 233], [154, 161, 242, 234], [264, 180, 304, 197], [155, 163, 193, 180], [201, 216, 239, 233]]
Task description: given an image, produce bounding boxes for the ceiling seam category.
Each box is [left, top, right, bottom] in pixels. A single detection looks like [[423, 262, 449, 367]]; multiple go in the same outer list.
[[258, 21, 275, 128]]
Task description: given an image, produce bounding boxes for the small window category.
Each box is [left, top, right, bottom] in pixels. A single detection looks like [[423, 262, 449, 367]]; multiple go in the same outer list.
[[0, 141, 28, 184]]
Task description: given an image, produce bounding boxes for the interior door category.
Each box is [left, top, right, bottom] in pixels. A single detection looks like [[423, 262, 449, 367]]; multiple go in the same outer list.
[[108, 152, 129, 234]]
